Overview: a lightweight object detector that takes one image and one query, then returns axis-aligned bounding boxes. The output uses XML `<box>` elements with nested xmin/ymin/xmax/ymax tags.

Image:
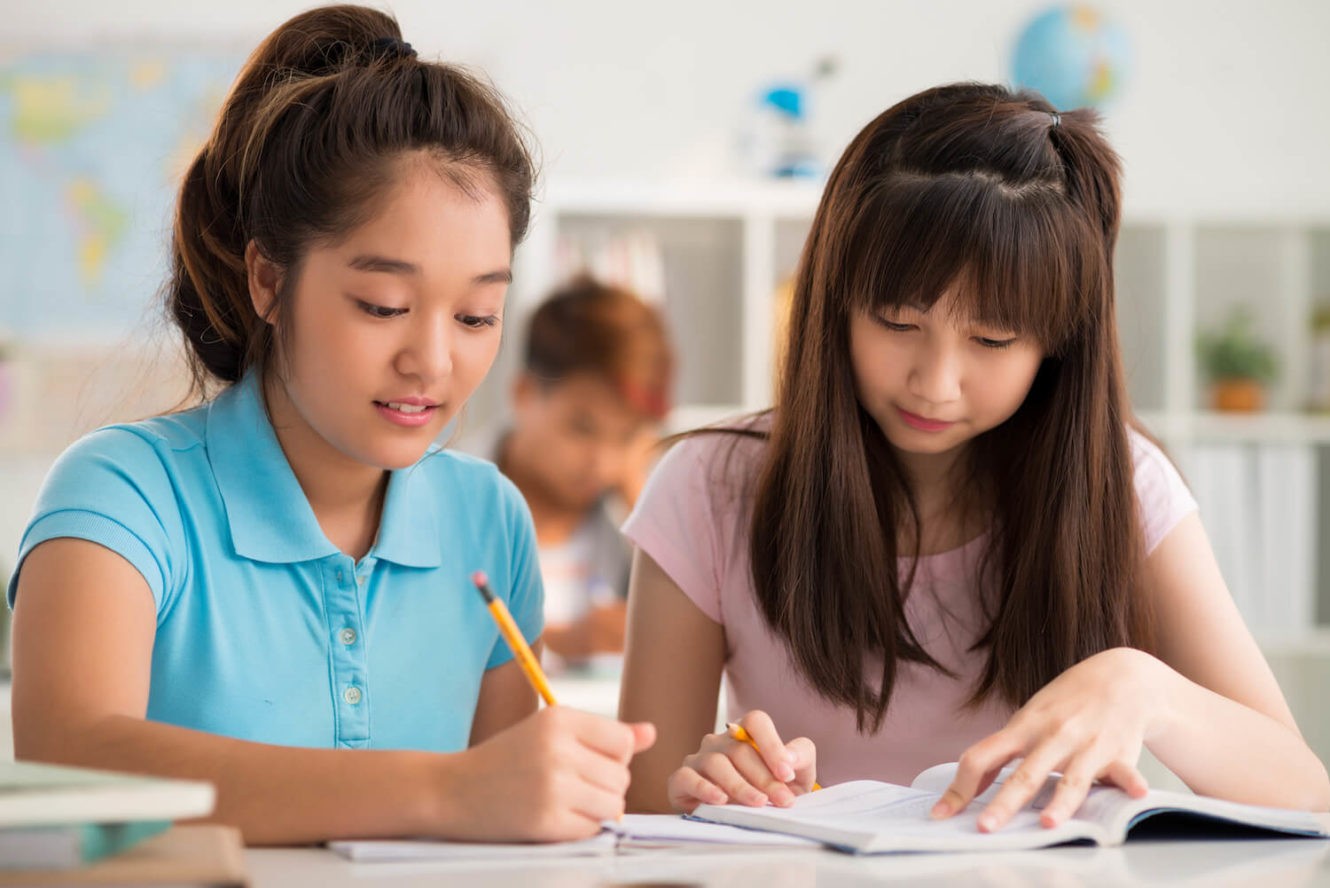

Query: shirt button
<box><xmin>357</xmin><ymin>575</ymin><xmax>366</xmax><ymax>585</ymax></box>
<box><xmin>344</xmin><ymin>686</ymin><xmax>362</xmax><ymax>705</ymax></box>
<box><xmin>339</xmin><ymin>628</ymin><xmax>357</xmax><ymax>645</ymax></box>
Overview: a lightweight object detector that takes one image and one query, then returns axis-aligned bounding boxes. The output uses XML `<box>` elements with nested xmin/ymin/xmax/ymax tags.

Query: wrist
<box><xmin>407</xmin><ymin>749</ymin><xmax>467</xmax><ymax>838</ymax></box>
<box><xmin>1123</xmin><ymin>647</ymin><xmax>1181</xmax><ymax>743</ymax></box>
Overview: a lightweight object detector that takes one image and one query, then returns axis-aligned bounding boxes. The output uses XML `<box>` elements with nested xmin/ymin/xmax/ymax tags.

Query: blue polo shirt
<box><xmin>8</xmin><ymin>371</ymin><xmax>544</xmax><ymax>751</ymax></box>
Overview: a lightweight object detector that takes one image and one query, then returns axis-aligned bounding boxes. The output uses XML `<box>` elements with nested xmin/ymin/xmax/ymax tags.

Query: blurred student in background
<box><xmin>474</xmin><ymin>276</ymin><xmax>673</xmax><ymax>670</ymax></box>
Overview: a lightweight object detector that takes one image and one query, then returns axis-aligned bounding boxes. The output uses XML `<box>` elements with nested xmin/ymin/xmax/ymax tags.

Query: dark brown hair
<box><xmin>523</xmin><ymin>275</ymin><xmax>674</xmax><ymax>420</ymax></box>
<box><xmin>168</xmin><ymin>4</ymin><xmax>535</xmax><ymax>400</ymax></box>
<box><xmin>743</xmin><ymin>82</ymin><xmax>1149</xmax><ymax>731</ymax></box>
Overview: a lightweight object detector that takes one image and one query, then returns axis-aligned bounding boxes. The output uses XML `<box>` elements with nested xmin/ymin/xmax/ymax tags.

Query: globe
<box><xmin>1011</xmin><ymin>4</ymin><xmax>1131</xmax><ymax>111</ymax></box>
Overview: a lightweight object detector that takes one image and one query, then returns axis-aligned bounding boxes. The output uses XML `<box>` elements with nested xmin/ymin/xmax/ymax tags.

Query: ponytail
<box><xmin>1048</xmin><ymin>109</ymin><xmax>1123</xmax><ymax>250</ymax></box>
<box><xmin>170</xmin><ymin>141</ymin><xmax>256</xmax><ymax>391</ymax></box>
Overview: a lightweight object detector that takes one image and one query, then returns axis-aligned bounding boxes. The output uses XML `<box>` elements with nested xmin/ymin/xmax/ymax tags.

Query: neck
<box><xmin>894</xmin><ymin>444</ymin><xmax>981</xmax><ymax>555</ymax></box>
<box><xmin>263</xmin><ymin>373</ymin><xmax>389</xmax><ymax>559</ymax></box>
<box><xmin>498</xmin><ymin>428</ymin><xmax>588</xmax><ymax>546</ymax></box>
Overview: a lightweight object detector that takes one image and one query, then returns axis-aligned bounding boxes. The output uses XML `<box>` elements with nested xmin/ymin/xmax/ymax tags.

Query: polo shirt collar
<box><xmin>206</xmin><ymin>372</ymin><xmax>440</xmax><ymax>568</ymax></box>
<box><xmin>372</xmin><ymin>453</ymin><xmax>442</xmax><ymax>568</ymax></box>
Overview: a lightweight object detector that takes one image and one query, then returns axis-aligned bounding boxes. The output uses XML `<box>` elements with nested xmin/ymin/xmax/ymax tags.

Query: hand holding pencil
<box><xmin>727</xmin><ymin>722</ymin><xmax>822</xmax><ymax>791</ymax></box>
<box><xmin>667</xmin><ymin>710</ymin><xmax>819</xmax><ymax>813</ymax></box>
<box><xmin>461</xmin><ymin>570</ymin><xmax>656</xmax><ymax>842</ymax></box>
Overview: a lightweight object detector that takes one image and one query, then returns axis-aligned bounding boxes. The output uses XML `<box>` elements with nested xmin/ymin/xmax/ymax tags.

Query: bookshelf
<box><xmin>2</xmin><ymin>178</ymin><xmax>1328</xmax><ymax>643</ymax></box>
<box><xmin>494</xmin><ymin>179</ymin><xmax>1330</xmax><ymax>644</ymax></box>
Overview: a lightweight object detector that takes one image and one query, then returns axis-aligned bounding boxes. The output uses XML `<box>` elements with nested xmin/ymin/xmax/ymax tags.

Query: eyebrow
<box><xmin>346</xmin><ymin>254</ymin><xmax>512</xmax><ymax>285</ymax></box>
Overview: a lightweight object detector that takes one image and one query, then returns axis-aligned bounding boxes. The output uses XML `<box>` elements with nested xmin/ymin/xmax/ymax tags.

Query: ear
<box><xmin>244</xmin><ymin>240</ymin><xmax>281</xmax><ymax>324</ymax></box>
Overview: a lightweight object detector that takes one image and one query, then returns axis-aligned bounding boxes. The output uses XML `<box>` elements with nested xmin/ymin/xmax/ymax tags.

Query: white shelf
<box><xmin>1138</xmin><ymin>410</ymin><xmax>1330</xmax><ymax>445</ymax></box>
<box><xmin>544</xmin><ymin>180</ymin><xmax>1330</xmax><ymax>227</ymax></box>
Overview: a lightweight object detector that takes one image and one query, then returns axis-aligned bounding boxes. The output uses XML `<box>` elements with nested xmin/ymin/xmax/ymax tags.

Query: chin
<box><xmin>555</xmin><ymin>487</ymin><xmax>603</xmax><ymax>513</ymax></box>
<box><xmin>361</xmin><ymin>440</ymin><xmax>436</xmax><ymax>471</ymax></box>
<box><xmin>884</xmin><ymin>428</ymin><xmax>969</xmax><ymax>455</ymax></box>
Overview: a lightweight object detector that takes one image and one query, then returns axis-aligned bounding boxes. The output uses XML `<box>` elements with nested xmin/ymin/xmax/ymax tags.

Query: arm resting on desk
<box><xmin>11</xmin><ymin>538</ymin><xmax>650</xmax><ymax>845</ymax></box>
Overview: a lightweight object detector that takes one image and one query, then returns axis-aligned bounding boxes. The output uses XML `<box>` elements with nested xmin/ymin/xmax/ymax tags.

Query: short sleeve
<box><xmin>486</xmin><ymin>474</ymin><xmax>546</xmax><ymax>669</ymax></box>
<box><xmin>621</xmin><ymin>435</ymin><xmax>729</xmax><ymax>624</ymax></box>
<box><xmin>9</xmin><ymin>427</ymin><xmax>182</xmax><ymax>613</ymax></box>
<box><xmin>1130</xmin><ymin>429</ymin><xmax>1199</xmax><ymax>555</ymax></box>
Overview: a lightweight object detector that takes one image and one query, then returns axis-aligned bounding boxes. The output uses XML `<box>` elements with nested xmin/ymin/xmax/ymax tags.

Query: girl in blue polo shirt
<box><xmin>8</xmin><ymin>4</ymin><xmax>654</xmax><ymax>845</ymax></box>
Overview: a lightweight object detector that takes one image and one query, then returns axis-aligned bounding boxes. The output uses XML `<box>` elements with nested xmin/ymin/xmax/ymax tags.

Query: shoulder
<box><xmin>416</xmin><ymin>446</ymin><xmax>528</xmax><ymax>517</ymax></box>
<box><xmin>656</xmin><ymin>414</ymin><xmax>771</xmax><ymax>490</ymax></box>
<box><xmin>626</xmin><ymin>413</ymin><xmax>770</xmax><ymax>539</ymax></box>
<box><xmin>1126</xmin><ymin>426</ymin><xmax>1184</xmax><ymax>491</ymax></box>
<box><xmin>44</xmin><ymin>408</ymin><xmax>208</xmax><ymax>491</ymax></box>
<box><xmin>1126</xmin><ymin>426</ymin><xmax>1198</xmax><ymax>554</ymax></box>
<box><xmin>18</xmin><ymin>410</ymin><xmax>209</xmax><ymax>609</ymax></box>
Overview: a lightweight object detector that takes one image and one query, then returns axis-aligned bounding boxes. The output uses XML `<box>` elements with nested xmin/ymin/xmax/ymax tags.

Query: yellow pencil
<box><xmin>472</xmin><ymin>570</ymin><xmax>557</xmax><ymax>707</ymax></box>
<box><xmin>727</xmin><ymin>722</ymin><xmax>821</xmax><ymax>791</ymax></box>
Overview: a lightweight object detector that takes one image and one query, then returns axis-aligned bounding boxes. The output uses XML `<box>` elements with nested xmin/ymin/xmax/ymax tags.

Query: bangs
<box><xmin>841</xmin><ymin>171</ymin><xmax>1101</xmax><ymax>350</ymax></box>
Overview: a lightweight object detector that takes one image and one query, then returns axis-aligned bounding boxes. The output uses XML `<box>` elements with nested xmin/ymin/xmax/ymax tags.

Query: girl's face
<box><xmin>510</xmin><ymin>372</ymin><xmax>656</xmax><ymax>512</ymax></box>
<box><xmin>261</xmin><ymin>160</ymin><xmax>512</xmax><ymax>474</ymax></box>
<box><xmin>849</xmin><ymin>289</ymin><xmax>1044</xmax><ymax>468</ymax></box>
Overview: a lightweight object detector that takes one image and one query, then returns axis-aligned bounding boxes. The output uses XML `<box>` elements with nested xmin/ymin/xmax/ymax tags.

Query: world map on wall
<box><xmin>0</xmin><ymin>51</ymin><xmax>238</xmax><ymax>338</ymax></box>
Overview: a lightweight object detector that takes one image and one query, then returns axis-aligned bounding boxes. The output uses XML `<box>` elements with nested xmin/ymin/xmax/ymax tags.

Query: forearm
<box><xmin>20</xmin><ymin>713</ymin><xmax>453</xmax><ymax>845</ymax></box>
<box><xmin>1148</xmin><ymin>658</ymin><xmax>1330</xmax><ymax>810</ymax></box>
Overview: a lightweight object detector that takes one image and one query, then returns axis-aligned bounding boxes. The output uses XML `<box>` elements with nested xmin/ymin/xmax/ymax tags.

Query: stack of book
<box><xmin>0</xmin><ymin>760</ymin><xmax>244</xmax><ymax>885</ymax></box>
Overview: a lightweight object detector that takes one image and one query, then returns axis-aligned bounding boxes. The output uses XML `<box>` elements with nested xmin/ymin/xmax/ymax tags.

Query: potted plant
<box><xmin>1196</xmin><ymin>307</ymin><xmax>1278</xmax><ymax>412</ymax></box>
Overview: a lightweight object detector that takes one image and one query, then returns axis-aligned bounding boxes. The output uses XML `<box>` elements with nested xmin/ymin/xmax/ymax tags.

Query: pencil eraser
<box><xmin>470</xmin><ymin>570</ymin><xmax>489</xmax><ymax>588</ymax></box>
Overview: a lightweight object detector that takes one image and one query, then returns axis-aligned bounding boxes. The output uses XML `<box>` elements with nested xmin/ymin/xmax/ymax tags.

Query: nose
<box><xmin>908</xmin><ymin>340</ymin><xmax>962</xmax><ymax>406</ymax></box>
<box><xmin>395</xmin><ymin>312</ymin><xmax>452</xmax><ymax>383</ymax></box>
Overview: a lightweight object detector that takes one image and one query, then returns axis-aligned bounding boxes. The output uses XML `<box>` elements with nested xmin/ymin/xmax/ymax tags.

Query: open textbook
<box><xmin>687</xmin><ymin>762</ymin><xmax>1330</xmax><ymax>854</ymax></box>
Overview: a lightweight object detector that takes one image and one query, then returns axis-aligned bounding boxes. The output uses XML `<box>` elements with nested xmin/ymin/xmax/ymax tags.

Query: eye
<box><xmin>457</xmin><ymin>314</ymin><xmax>500</xmax><ymax>329</ymax></box>
<box><xmin>975</xmin><ymin>336</ymin><xmax>1018</xmax><ymax>350</ymax></box>
<box><xmin>355</xmin><ymin>300</ymin><xmax>406</xmax><ymax>319</ymax></box>
<box><xmin>875</xmin><ymin>316</ymin><xmax>916</xmax><ymax>332</ymax></box>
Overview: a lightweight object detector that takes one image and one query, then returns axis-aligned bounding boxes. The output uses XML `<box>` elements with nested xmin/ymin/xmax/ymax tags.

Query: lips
<box><xmin>378</xmin><ymin>400</ymin><xmax>433</xmax><ymax>414</ymax></box>
<box><xmin>896</xmin><ymin>406</ymin><xmax>956</xmax><ymax>432</ymax></box>
<box><xmin>374</xmin><ymin>398</ymin><xmax>441</xmax><ymax>428</ymax></box>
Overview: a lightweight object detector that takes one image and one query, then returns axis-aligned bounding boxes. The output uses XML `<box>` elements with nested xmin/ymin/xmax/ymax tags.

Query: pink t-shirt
<box><xmin>622</xmin><ymin>422</ymin><xmax>1197</xmax><ymax>786</ymax></box>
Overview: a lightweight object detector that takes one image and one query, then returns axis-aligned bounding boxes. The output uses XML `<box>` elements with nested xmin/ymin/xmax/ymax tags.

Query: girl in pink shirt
<box><xmin>619</xmin><ymin>83</ymin><xmax>1329</xmax><ymax>830</ymax></box>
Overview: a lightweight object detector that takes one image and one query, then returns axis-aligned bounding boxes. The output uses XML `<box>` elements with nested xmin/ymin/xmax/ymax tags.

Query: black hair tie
<box><xmin>369</xmin><ymin>37</ymin><xmax>416</xmax><ymax>61</ymax></box>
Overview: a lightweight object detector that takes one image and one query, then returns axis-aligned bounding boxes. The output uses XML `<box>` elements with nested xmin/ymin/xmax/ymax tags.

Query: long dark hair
<box><xmin>746</xmin><ymin>82</ymin><xmax>1149</xmax><ymax>732</ymax></box>
<box><xmin>168</xmin><ymin>4</ymin><xmax>535</xmax><ymax>401</ymax></box>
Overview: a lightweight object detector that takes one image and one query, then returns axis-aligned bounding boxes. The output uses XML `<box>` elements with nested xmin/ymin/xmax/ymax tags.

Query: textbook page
<box><xmin>689</xmin><ymin>779</ymin><xmax>1103</xmax><ymax>853</ymax></box>
<box><xmin>914</xmin><ymin>762</ymin><xmax>1330</xmax><ymax>845</ymax></box>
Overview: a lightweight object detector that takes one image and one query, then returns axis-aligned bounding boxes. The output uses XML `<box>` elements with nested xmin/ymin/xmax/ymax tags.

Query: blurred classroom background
<box><xmin>2</xmin><ymin>1</ymin><xmax>1330</xmax><ymax>768</ymax></box>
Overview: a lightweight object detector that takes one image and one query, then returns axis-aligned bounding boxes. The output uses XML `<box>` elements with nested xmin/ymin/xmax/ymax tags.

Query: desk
<box><xmin>245</xmin><ymin>839</ymin><xmax>1330</xmax><ymax>887</ymax></box>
